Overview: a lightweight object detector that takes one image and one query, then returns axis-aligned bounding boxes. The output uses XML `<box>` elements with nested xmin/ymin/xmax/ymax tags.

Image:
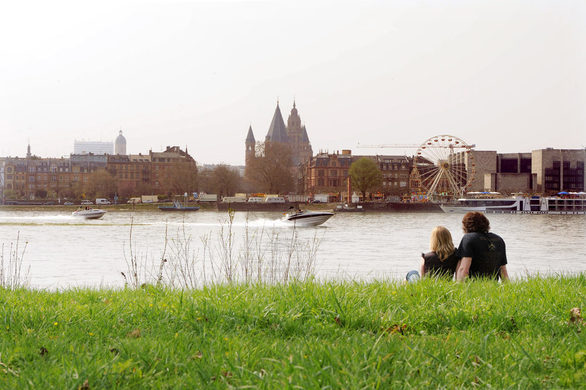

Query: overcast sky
<box><xmin>1</xmin><ymin>0</ymin><xmax>585</xmax><ymax>165</ymax></box>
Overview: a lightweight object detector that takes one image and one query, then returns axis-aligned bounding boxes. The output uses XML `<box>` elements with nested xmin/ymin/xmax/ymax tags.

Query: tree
<box><xmin>349</xmin><ymin>157</ymin><xmax>383</xmax><ymax>200</ymax></box>
<box><xmin>85</xmin><ymin>170</ymin><xmax>118</xmax><ymax>199</ymax></box>
<box><xmin>160</xmin><ymin>163</ymin><xmax>198</xmax><ymax>196</ymax></box>
<box><xmin>198</xmin><ymin>165</ymin><xmax>243</xmax><ymax>197</ymax></box>
<box><xmin>117</xmin><ymin>181</ymin><xmax>136</xmax><ymax>200</ymax></box>
<box><xmin>246</xmin><ymin>142</ymin><xmax>294</xmax><ymax>194</ymax></box>
<box><xmin>35</xmin><ymin>189</ymin><xmax>48</xmax><ymax>199</ymax></box>
<box><xmin>211</xmin><ymin>165</ymin><xmax>241</xmax><ymax>198</ymax></box>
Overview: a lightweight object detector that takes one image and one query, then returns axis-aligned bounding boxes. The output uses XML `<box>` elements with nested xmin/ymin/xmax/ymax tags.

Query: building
<box><xmin>304</xmin><ymin>150</ymin><xmax>412</xmax><ymax>201</ymax></box>
<box><xmin>0</xmin><ymin>158</ymin><xmax>5</xmax><ymax>202</ymax></box>
<box><xmin>245</xmin><ymin>101</ymin><xmax>313</xmax><ymax>168</ymax></box>
<box><xmin>1</xmin><ymin>144</ymin><xmax>196</xmax><ymax>201</ymax></box>
<box><xmin>1</xmin><ymin>144</ymin><xmax>106</xmax><ymax>200</ymax></box>
<box><xmin>115</xmin><ymin>131</ymin><xmax>127</xmax><ymax>155</ymax></box>
<box><xmin>245</xmin><ymin>101</ymin><xmax>314</xmax><ymax>193</ymax></box>
<box><xmin>532</xmin><ymin>148</ymin><xmax>585</xmax><ymax>193</ymax></box>
<box><xmin>482</xmin><ymin>148</ymin><xmax>584</xmax><ymax>194</ymax></box>
<box><xmin>73</xmin><ymin>140</ymin><xmax>114</xmax><ymax>155</ymax></box>
<box><xmin>150</xmin><ymin>146</ymin><xmax>197</xmax><ymax>194</ymax></box>
<box><xmin>106</xmin><ymin>153</ymin><xmax>151</xmax><ymax>197</ymax></box>
<box><xmin>448</xmin><ymin>150</ymin><xmax>497</xmax><ymax>193</ymax></box>
<box><xmin>375</xmin><ymin>155</ymin><xmax>412</xmax><ymax>196</ymax></box>
<box><xmin>285</xmin><ymin>102</ymin><xmax>313</xmax><ymax>166</ymax></box>
<box><xmin>304</xmin><ymin>150</ymin><xmax>353</xmax><ymax>201</ymax></box>
<box><xmin>484</xmin><ymin>153</ymin><xmax>534</xmax><ymax>194</ymax></box>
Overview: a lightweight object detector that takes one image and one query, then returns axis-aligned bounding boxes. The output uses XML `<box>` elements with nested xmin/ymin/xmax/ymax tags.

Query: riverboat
<box><xmin>72</xmin><ymin>208</ymin><xmax>107</xmax><ymax>219</ymax></box>
<box><xmin>281</xmin><ymin>209</ymin><xmax>334</xmax><ymax>226</ymax></box>
<box><xmin>440</xmin><ymin>192</ymin><xmax>586</xmax><ymax>214</ymax></box>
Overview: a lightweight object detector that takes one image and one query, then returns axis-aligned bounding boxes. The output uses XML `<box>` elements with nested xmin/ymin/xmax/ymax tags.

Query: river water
<box><xmin>0</xmin><ymin>209</ymin><xmax>584</xmax><ymax>289</ymax></box>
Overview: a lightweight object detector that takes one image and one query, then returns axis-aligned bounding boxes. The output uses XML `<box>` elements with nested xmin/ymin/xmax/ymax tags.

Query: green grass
<box><xmin>0</xmin><ymin>276</ymin><xmax>584</xmax><ymax>389</ymax></box>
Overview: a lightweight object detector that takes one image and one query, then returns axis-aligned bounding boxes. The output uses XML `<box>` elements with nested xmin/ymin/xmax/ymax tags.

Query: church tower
<box><xmin>285</xmin><ymin>101</ymin><xmax>313</xmax><ymax>166</ymax></box>
<box><xmin>245</xmin><ymin>125</ymin><xmax>256</xmax><ymax>167</ymax></box>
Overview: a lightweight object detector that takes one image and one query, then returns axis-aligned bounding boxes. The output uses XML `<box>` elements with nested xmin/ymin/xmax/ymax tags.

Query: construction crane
<box><xmin>356</xmin><ymin>142</ymin><xmax>421</xmax><ymax>149</ymax></box>
<box><xmin>356</xmin><ymin>142</ymin><xmax>476</xmax><ymax>150</ymax></box>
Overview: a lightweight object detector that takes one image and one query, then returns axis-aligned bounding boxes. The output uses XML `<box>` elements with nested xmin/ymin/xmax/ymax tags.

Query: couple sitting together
<box><xmin>420</xmin><ymin>211</ymin><xmax>509</xmax><ymax>282</ymax></box>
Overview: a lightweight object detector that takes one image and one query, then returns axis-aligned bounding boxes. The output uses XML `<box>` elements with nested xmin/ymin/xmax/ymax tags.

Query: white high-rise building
<box><xmin>73</xmin><ymin>140</ymin><xmax>113</xmax><ymax>155</ymax></box>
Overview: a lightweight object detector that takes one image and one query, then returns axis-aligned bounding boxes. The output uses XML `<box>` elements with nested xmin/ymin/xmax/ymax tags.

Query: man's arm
<box><xmin>499</xmin><ymin>265</ymin><xmax>509</xmax><ymax>282</ymax></box>
<box><xmin>456</xmin><ymin>257</ymin><xmax>472</xmax><ymax>282</ymax></box>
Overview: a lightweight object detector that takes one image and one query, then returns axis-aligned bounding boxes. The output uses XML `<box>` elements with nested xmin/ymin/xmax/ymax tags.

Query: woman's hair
<box><xmin>430</xmin><ymin>226</ymin><xmax>455</xmax><ymax>261</ymax></box>
<box><xmin>462</xmin><ymin>212</ymin><xmax>490</xmax><ymax>233</ymax></box>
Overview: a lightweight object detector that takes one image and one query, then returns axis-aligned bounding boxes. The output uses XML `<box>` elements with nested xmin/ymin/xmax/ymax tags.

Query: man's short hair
<box><xmin>462</xmin><ymin>212</ymin><xmax>490</xmax><ymax>233</ymax></box>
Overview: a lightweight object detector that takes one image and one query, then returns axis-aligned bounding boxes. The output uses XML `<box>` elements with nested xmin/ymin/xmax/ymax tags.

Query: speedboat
<box><xmin>281</xmin><ymin>209</ymin><xmax>334</xmax><ymax>227</ymax></box>
<box><xmin>72</xmin><ymin>208</ymin><xmax>107</xmax><ymax>220</ymax></box>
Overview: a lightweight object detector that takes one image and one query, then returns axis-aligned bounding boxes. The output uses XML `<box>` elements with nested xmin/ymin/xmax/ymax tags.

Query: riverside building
<box><xmin>1</xmin><ymin>144</ymin><xmax>196</xmax><ymax>202</ymax></box>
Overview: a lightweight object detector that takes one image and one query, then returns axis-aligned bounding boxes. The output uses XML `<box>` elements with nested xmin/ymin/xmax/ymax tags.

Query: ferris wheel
<box><xmin>414</xmin><ymin>135</ymin><xmax>475</xmax><ymax>200</ymax></box>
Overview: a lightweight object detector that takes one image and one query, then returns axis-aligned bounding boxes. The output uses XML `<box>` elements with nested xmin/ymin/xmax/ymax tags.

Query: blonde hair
<box><xmin>430</xmin><ymin>226</ymin><xmax>455</xmax><ymax>261</ymax></box>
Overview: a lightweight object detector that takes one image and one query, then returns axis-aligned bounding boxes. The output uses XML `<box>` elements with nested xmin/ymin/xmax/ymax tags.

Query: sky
<box><xmin>1</xmin><ymin>0</ymin><xmax>585</xmax><ymax>165</ymax></box>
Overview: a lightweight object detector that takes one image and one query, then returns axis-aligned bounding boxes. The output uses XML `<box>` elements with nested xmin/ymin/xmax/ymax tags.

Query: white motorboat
<box><xmin>72</xmin><ymin>208</ymin><xmax>107</xmax><ymax>220</ymax></box>
<box><xmin>281</xmin><ymin>209</ymin><xmax>334</xmax><ymax>226</ymax></box>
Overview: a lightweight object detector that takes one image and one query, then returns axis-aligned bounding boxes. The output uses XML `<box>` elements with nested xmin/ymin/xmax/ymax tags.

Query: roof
<box><xmin>265</xmin><ymin>103</ymin><xmax>289</xmax><ymax>143</ymax></box>
<box><xmin>301</xmin><ymin>126</ymin><xmax>310</xmax><ymax>143</ymax></box>
<box><xmin>115</xmin><ymin>130</ymin><xmax>126</xmax><ymax>143</ymax></box>
<box><xmin>246</xmin><ymin>125</ymin><xmax>255</xmax><ymax>143</ymax></box>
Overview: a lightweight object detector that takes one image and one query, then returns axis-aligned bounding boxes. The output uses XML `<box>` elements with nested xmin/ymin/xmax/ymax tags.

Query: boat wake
<box><xmin>151</xmin><ymin>217</ymin><xmax>326</xmax><ymax>229</ymax></box>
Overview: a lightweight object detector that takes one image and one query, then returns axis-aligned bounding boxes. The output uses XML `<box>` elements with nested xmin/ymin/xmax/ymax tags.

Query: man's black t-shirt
<box><xmin>456</xmin><ymin>232</ymin><xmax>507</xmax><ymax>279</ymax></box>
<box><xmin>423</xmin><ymin>251</ymin><xmax>461</xmax><ymax>278</ymax></box>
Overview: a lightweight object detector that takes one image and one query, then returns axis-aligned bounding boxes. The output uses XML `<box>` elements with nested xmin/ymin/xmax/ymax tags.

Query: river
<box><xmin>0</xmin><ymin>209</ymin><xmax>584</xmax><ymax>289</ymax></box>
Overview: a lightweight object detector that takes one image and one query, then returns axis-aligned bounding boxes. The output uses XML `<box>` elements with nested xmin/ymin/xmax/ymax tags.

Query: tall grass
<box><xmin>122</xmin><ymin>211</ymin><xmax>322</xmax><ymax>289</ymax></box>
<box><xmin>0</xmin><ymin>232</ymin><xmax>29</xmax><ymax>289</ymax></box>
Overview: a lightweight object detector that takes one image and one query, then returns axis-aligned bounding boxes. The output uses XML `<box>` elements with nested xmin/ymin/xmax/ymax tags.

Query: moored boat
<box><xmin>440</xmin><ymin>192</ymin><xmax>586</xmax><ymax>214</ymax></box>
<box><xmin>158</xmin><ymin>200</ymin><xmax>200</xmax><ymax>212</ymax></box>
<box><xmin>72</xmin><ymin>208</ymin><xmax>107</xmax><ymax>219</ymax></box>
<box><xmin>281</xmin><ymin>209</ymin><xmax>334</xmax><ymax>226</ymax></box>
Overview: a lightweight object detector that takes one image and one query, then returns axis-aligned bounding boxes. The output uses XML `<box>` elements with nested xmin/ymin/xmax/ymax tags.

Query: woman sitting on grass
<box><xmin>419</xmin><ymin>226</ymin><xmax>461</xmax><ymax>278</ymax></box>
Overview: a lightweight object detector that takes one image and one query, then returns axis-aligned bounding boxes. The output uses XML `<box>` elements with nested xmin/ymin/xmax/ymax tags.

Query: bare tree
<box><xmin>85</xmin><ymin>170</ymin><xmax>118</xmax><ymax>199</ymax></box>
<box><xmin>246</xmin><ymin>142</ymin><xmax>294</xmax><ymax>193</ymax></box>
<box><xmin>160</xmin><ymin>163</ymin><xmax>198</xmax><ymax>196</ymax></box>
<box><xmin>211</xmin><ymin>165</ymin><xmax>241</xmax><ymax>197</ymax></box>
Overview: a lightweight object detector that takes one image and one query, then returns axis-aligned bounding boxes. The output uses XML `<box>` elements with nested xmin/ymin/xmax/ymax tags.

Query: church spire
<box><xmin>265</xmin><ymin>103</ymin><xmax>288</xmax><ymax>143</ymax></box>
<box><xmin>26</xmin><ymin>142</ymin><xmax>31</xmax><ymax>159</ymax></box>
<box><xmin>246</xmin><ymin>125</ymin><xmax>255</xmax><ymax>143</ymax></box>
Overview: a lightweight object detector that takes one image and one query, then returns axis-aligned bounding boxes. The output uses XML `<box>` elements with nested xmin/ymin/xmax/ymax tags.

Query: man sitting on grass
<box><xmin>456</xmin><ymin>212</ymin><xmax>509</xmax><ymax>282</ymax></box>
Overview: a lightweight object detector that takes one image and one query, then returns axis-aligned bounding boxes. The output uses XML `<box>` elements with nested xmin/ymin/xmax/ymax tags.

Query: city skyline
<box><xmin>1</xmin><ymin>0</ymin><xmax>585</xmax><ymax>164</ymax></box>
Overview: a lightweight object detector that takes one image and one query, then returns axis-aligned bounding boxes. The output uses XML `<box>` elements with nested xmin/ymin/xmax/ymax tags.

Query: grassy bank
<box><xmin>0</xmin><ymin>276</ymin><xmax>584</xmax><ymax>388</ymax></box>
